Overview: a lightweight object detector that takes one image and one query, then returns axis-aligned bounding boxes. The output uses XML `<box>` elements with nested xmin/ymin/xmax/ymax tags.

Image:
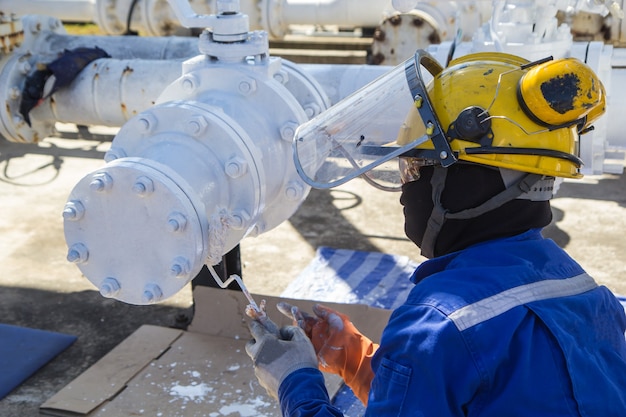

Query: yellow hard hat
<box><xmin>397</xmin><ymin>52</ymin><xmax>606</xmax><ymax>179</ymax></box>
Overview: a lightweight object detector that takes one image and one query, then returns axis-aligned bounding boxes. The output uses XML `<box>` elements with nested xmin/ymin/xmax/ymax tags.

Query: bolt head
<box><xmin>62</xmin><ymin>200</ymin><xmax>85</xmax><ymax>221</ymax></box>
<box><xmin>273</xmin><ymin>71</ymin><xmax>288</xmax><ymax>84</ymax></box>
<box><xmin>170</xmin><ymin>257</ymin><xmax>190</xmax><ymax>278</ymax></box>
<box><xmin>250</xmin><ymin>221</ymin><xmax>266</xmax><ymax>237</ymax></box>
<box><xmin>225</xmin><ymin>157</ymin><xmax>248</xmax><ymax>178</ymax></box>
<box><xmin>89</xmin><ymin>172</ymin><xmax>113</xmax><ymax>192</ymax></box>
<box><xmin>67</xmin><ymin>243</ymin><xmax>89</xmax><ymax>264</ymax></box>
<box><xmin>185</xmin><ymin>115</ymin><xmax>209</xmax><ymax>137</ymax></box>
<box><xmin>137</xmin><ymin>113</ymin><xmax>157</xmax><ymax>134</ymax></box>
<box><xmin>238</xmin><ymin>78</ymin><xmax>257</xmax><ymax>96</ymax></box>
<box><xmin>133</xmin><ymin>176</ymin><xmax>154</xmax><ymax>196</ymax></box>
<box><xmin>280</xmin><ymin>122</ymin><xmax>298</xmax><ymax>142</ymax></box>
<box><xmin>104</xmin><ymin>147</ymin><xmax>127</xmax><ymax>163</ymax></box>
<box><xmin>181</xmin><ymin>75</ymin><xmax>198</xmax><ymax>92</ymax></box>
<box><xmin>100</xmin><ymin>278</ymin><xmax>121</xmax><ymax>298</ymax></box>
<box><xmin>304</xmin><ymin>103</ymin><xmax>321</xmax><ymax>119</ymax></box>
<box><xmin>285</xmin><ymin>181</ymin><xmax>304</xmax><ymax>201</ymax></box>
<box><xmin>229</xmin><ymin>210</ymin><xmax>250</xmax><ymax>230</ymax></box>
<box><xmin>142</xmin><ymin>284</ymin><xmax>163</xmax><ymax>304</ymax></box>
<box><xmin>90</xmin><ymin>178</ymin><xmax>105</xmax><ymax>192</ymax></box>
<box><xmin>167</xmin><ymin>212</ymin><xmax>188</xmax><ymax>232</ymax></box>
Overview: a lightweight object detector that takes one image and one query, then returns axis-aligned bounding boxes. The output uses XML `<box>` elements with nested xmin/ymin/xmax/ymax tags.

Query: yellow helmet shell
<box><xmin>400</xmin><ymin>52</ymin><xmax>606</xmax><ymax>179</ymax></box>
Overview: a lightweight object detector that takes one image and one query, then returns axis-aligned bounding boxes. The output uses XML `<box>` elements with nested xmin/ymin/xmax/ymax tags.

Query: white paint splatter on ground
<box><xmin>218</xmin><ymin>396</ymin><xmax>272</xmax><ymax>416</ymax></box>
<box><xmin>161</xmin><ymin>363</ymin><xmax>277</xmax><ymax>416</ymax></box>
<box><xmin>169</xmin><ymin>382</ymin><xmax>213</xmax><ymax>403</ymax></box>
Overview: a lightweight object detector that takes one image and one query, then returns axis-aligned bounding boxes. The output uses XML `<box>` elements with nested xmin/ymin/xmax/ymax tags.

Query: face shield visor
<box><xmin>293</xmin><ymin>50</ymin><xmax>457</xmax><ymax>192</ymax></box>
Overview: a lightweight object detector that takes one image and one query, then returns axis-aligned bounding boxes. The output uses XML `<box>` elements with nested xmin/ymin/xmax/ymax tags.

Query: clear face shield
<box><xmin>293</xmin><ymin>50</ymin><xmax>457</xmax><ymax>192</ymax></box>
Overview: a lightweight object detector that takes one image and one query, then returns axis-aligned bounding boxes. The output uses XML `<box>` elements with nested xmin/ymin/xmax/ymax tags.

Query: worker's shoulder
<box><xmin>405</xmin><ymin>239</ymin><xmax>582</xmax><ymax>317</ymax></box>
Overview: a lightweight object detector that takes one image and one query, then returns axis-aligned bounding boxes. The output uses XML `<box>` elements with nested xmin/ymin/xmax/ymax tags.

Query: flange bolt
<box><xmin>100</xmin><ymin>278</ymin><xmax>121</xmax><ymax>298</ymax></box>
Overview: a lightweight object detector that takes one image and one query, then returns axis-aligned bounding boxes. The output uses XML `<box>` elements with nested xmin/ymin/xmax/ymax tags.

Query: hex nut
<box><xmin>185</xmin><ymin>115</ymin><xmax>209</xmax><ymax>137</ymax></box>
<box><xmin>104</xmin><ymin>147</ymin><xmax>127</xmax><ymax>163</ymax></box>
<box><xmin>66</xmin><ymin>243</ymin><xmax>89</xmax><ymax>264</ymax></box>
<box><xmin>225</xmin><ymin>157</ymin><xmax>248</xmax><ymax>178</ymax></box>
<box><xmin>63</xmin><ymin>200</ymin><xmax>85</xmax><ymax>221</ymax></box>
<box><xmin>170</xmin><ymin>257</ymin><xmax>191</xmax><ymax>278</ymax></box>
<box><xmin>142</xmin><ymin>283</ymin><xmax>163</xmax><ymax>304</ymax></box>
<box><xmin>100</xmin><ymin>277</ymin><xmax>121</xmax><ymax>298</ymax></box>
<box><xmin>167</xmin><ymin>212</ymin><xmax>188</xmax><ymax>232</ymax></box>
<box><xmin>90</xmin><ymin>172</ymin><xmax>113</xmax><ymax>192</ymax></box>
<box><xmin>133</xmin><ymin>176</ymin><xmax>154</xmax><ymax>196</ymax></box>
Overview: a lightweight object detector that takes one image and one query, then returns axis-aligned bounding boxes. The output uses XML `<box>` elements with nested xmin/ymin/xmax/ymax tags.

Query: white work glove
<box><xmin>246</xmin><ymin>320</ymin><xmax>318</xmax><ymax>399</ymax></box>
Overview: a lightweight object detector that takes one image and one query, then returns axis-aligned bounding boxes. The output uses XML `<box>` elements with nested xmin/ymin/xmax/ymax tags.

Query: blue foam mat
<box><xmin>0</xmin><ymin>323</ymin><xmax>76</xmax><ymax>400</ymax></box>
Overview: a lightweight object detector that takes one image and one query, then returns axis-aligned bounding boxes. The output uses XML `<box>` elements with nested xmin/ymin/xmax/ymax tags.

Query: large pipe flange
<box><xmin>63</xmin><ymin>158</ymin><xmax>208</xmax><ymax>305</ymax></box>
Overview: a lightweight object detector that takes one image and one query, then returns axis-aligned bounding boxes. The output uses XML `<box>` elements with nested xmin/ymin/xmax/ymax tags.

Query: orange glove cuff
<box><xmin>342</xmin><ymin>339</ymin><xmax>378</xmax><ymax>405</ymax></box>
<box><xmin>314</xmin><ymin>319</ymin><xmax>378</xmax><ymax>405</ymax></box>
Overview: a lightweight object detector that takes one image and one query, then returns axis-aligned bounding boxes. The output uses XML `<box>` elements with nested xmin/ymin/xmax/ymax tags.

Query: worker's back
<box><xmin>368</xmin><ymin>229</ymin><xmax>626</xmax><ymax>416</ymax></box>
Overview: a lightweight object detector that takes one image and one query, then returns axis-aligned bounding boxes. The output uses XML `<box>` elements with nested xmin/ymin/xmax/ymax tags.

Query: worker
<box><xmin>245</xmin><ymin>50</ymin><xmax>626</xmax><ymax>416</ymax></box>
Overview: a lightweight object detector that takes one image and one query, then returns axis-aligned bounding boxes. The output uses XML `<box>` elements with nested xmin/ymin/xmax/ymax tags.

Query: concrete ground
<box><xmin>0</xmin><ymin>131</ymin><xmax>625</xmax><ymax>417</ymax></box>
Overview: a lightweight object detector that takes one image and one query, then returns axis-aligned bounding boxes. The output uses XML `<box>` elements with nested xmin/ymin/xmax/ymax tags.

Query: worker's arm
<box><xmin>279</xmin><ymin>368</ymin><xmax>344</xmax><ymax>417</ymax></box>
<box><xmin>279</xmin><ymin>302</ymin><xmax>379</xmax><ymax>405</ymax></box>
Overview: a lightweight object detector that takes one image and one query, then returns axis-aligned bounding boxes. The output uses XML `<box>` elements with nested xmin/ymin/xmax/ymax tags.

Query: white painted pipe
<box><xmin>30</xmin><ymin>59</ymin><xmax>388</xmax><ymax>128</ymax></box>
<box><xmin>278</xmin><ymin>0</ymin><xmax>390</xmax><ymax>27</ymax></box>
<box><xmin>606</xmin><ymin>47</ymin><xmax>626</xmax><ymax>154</ymax></box>
<box><xmin>31</xmin><ymin>59</ymin><xmax>183</xmax><ymax>127</ymax></box>
<box><xmin>31</xmin><ymin>32</ymin><xmax>201</xmax><ymax>60</ymax></box>
<box><xmin>0</xmin><ymin>0</ymin><xmax>96</xmax><ymax>22</ymax></box>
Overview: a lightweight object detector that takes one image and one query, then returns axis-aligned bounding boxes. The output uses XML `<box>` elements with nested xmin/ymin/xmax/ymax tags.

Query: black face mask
<box><xmin>400</xmin><ymin>166</ymin><xmax>435</xmax><ymax>249</ymax></box>
<box><xmin>400</xmin><ymin>164</ymin><xmax>553</xmax><ymax>258</ymax></box>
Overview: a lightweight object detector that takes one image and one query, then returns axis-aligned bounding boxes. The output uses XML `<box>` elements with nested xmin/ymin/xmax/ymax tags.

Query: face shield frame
<box><xmin>292</xmin><ymin>49</ymin><xmax>458</xmax><ymax>191</ymax></box>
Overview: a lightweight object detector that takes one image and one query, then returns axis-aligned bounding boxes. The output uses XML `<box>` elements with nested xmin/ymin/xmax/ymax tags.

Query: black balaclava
<box><xmin>400</xmin><ymin>163</ymin><xmax>553</xmax><ymax>258</ymax></box>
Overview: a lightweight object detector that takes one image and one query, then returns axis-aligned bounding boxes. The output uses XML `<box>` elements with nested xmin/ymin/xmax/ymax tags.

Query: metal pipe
<box><xmin>29</xmin><ymin>32</ymin><xmax>201</xmax><ymax>60</ymax></box>
<box><xmin>0</xmin><ymin>0</ymin><xmax>96</xmax><ymax>23</ymax></box>
<box><xmin>29</xmin><ymin>58</ymin><xmax>388</xmax><ymax>130</ymax></box>
<box><xmin>279</xmin><ymin>0</ymin><xmax>387</xmax><ymax>27</ymax></box>
<box><xmin>31</xmin><ymin>59</ymin><xmax>182</xmax><ymax>127</ymax></box>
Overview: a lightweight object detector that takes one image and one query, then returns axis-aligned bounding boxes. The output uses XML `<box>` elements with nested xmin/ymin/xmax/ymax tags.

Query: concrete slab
<box><xmin>0</xmin><ymin>133</ymin><xmax>625</xmax><ymax>416</ymax></box>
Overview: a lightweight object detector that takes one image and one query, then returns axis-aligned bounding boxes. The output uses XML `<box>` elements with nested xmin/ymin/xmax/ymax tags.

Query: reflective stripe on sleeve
<box><xmin>448</xmin><ymin>273</ymin><xmax>598</xmax><ymax>331</ymax></box>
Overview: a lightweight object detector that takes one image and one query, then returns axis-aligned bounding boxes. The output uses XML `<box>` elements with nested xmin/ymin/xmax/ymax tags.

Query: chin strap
<box><xmin>420</xmin><ymin>166</ymin><xmax>545</xmax><ymax>258</ymax></box>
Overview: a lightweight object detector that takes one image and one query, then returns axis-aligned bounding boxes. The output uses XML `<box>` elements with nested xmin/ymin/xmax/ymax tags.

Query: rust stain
<box><xmin>389</xmin><ymin>15</ymin><xmax>402</xmax><ymax>26</ymax></box>
<box><xmin>428</xmin><ymin>31</ymin><xmax>441</xmax><ymax>44</ymax></box>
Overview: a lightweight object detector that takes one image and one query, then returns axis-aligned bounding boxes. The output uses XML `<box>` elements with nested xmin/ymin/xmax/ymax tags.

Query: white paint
<box><xmin>185</xmin><ymin>370</ymin><xmax>201</xmax><ymax>378</ymax></box>
<box><xmin>169</xmin><ymin>382</ymin><xmax>213</xmax><ymax>403</ymax></box>
<box><xmin>218</xmin><ymin>396</ymin><xmax>272</xmax><ymax>417</ymax></box>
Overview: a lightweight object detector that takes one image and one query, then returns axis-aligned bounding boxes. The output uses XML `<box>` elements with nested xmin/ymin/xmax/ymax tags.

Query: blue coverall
<box><xmin>278</xmin><ymin>229</ymin><xmax>626</xmax><ymax>416</ymax></box>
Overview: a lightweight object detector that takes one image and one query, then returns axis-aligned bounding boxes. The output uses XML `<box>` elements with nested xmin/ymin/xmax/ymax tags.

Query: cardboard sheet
<box><xmin>41</xmin><ymin>287</ymin><xmax>391</xmax><ymax>417</ymax></box>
